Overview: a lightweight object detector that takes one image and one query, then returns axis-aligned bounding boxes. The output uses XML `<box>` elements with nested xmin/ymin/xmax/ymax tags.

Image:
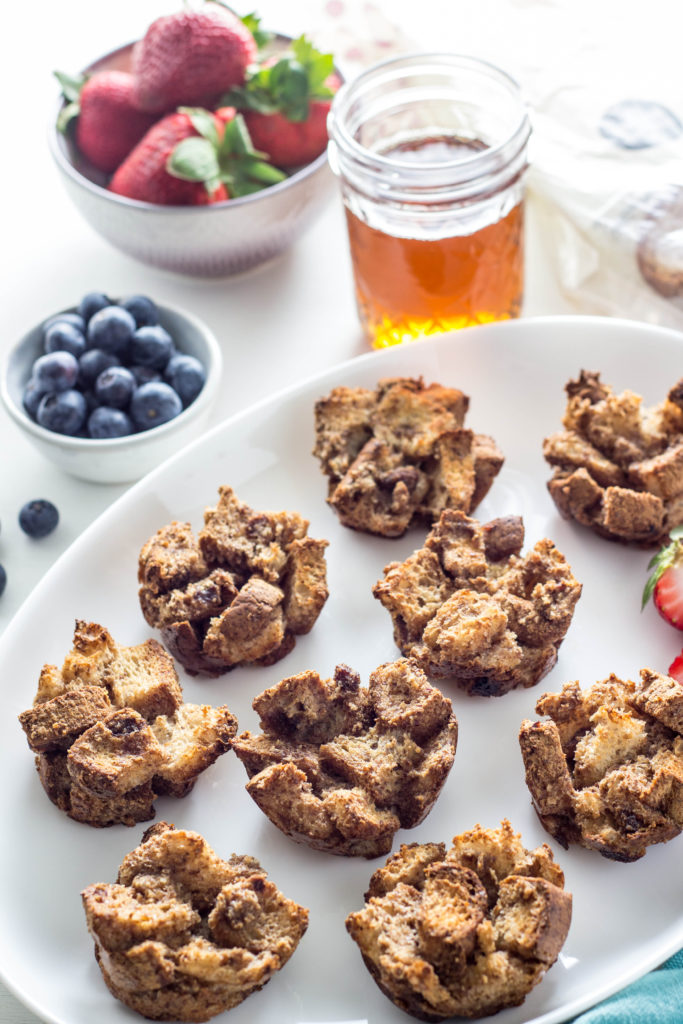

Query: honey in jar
<box><xmin>328</xmin><ymin>55</ymin><xmax>531</xmax><ymax>348</ymax></box>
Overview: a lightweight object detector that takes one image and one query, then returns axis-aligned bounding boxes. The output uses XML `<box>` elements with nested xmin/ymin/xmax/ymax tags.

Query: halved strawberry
<box><xmin>668</xmin><ymin>651</ymin><xmax>683</xmax><ymax>684</ymax></box>
<box><xmin>642</xmin><ymin>525</ymin><xmax>683</xmax><ymax>629</ymax></box>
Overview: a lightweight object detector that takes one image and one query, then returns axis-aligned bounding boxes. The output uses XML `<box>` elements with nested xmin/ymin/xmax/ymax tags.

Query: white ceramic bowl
<box><xmin>48</xmin><ymin>40</ymin><xmax>336</xmax><ymax>278</ymax></box>
<box><xmin>1</xmin><ymin>301</ymin><xmax>222</xmax><ymax>484</ymax></box>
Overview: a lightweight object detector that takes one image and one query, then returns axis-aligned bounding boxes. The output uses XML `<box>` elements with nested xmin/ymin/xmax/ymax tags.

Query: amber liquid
<box><xmin>345</xmin><ymin>136</ymin><xmax>524</xmax><ymax>348</ymax></box>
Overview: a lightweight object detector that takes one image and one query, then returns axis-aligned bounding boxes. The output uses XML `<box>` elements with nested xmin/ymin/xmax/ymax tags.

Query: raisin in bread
<box><xmin>138</xmin><ymin>486</ymin><xmax>329</xmax><ymax>676</ymax></box>
<box><xmin>18</xmin><ymin>621</ymin><xmax>236</xmax><ymax>826</ymax></box>
<box><xmin>231</xmin><ymin>659</ymin><xmax>457</xmax><ymax>857</ymax></box>
<box><xmin>373</xmin><ymin>510</ymin><xmax>582</xmax><ymax>696</ymax></box>
<box><xmin>313</xmin><ymin>376</ymin><xmax>503</xmax><ymax>537</ymax></box>
<box><xmin>82</xmin><ymin>821</ymin><xmax>308</xmax><ymax>1022</ymax></box>
<box><xmin>346</xmin><ymin>820</ymin><xmax>572</xmax><ymax>1020</ymax></box>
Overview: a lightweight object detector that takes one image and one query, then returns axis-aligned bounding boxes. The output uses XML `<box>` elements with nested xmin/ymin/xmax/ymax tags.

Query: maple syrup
<box><xmin>328</xmin><ymin>54</ymin><xmax>531</xmax><ymax>348</ymax></box>
<box><xmin>346</xmin><ymin>135</ymin><xmax>524</xmax><ymax>347</ymax></box>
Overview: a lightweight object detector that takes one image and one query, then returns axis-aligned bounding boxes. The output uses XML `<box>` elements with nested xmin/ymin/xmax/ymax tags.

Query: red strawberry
<box><xmin>225</xmin><ymin>35</ymin><xmax>340</xmax><ymax>168</ymax></box>
<box><xmin>55</xmin><ymin>70</ymin><xmax>157</xmax><ymax>173</ymax></box>
<box><xmin>642</xmin><ymin>526</ymin><xmax>683</xmax><ymax>629</ymax></box>
<box><xmin>132</xmin><ymin>5</ymin><xmax>257</xmax><ymax>114</ymax></box>
<box><xmin>668</xmin><ymin>651</ymin><xmax>683</xmax><ymax>683</ymax></box>
<box><xmin>110</xmin><ymin>110</ymin><xmax>228</xmax><ymax>205</ymax></box>
<box><xmin>109</xmin><ymin>108</ymin><xmax>286</xmax><ymax>206</ymax></box>
<box><xmin>244</xmin><ymin>100</ymin><xmax>333</xmax><ymax>168</ymax></box>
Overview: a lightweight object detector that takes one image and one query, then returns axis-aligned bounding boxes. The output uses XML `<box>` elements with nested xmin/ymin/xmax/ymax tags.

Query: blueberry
<box><xmin>33</xmin><ymin>351</ymin><xmax>79</xmax><ymax>393</ymax></box>
<box><xmin>164</xmin><ymin>354</ymin><xmax>206</xmax><ymax>406</ymax></box>
<box><xmin>19</xmin><ymin>499</ymin><xmax>59</xmax><ymax>538</ymax></box>
<box><xmin>44</xmin><ymin>321</ymin><xmax>87</xmax><ymax>358</ymax></box>
<box><xmin>130</xmin><ymin>364</ymin><xmax>162</xmax><ymax>386</ymax></box>
<box><xmin>81</xmin><ymin>389</ymin><xmax>100</xmax><ymax>414</ymax></box>
<box><xmin>87</xmin><ymin>306</ymin><xmax>136</xmax><ymax>356</ymax></box>
<box><xmin>36</xmin><ymin>389</ymin><xmax>87</xmax><ymax>435</ymax></box>
<box><xmin>78</xmin><ymin>348</ymin><xmax>120</xmax><ymax>387</ymax></box>
<box><xmin>94</xmin><ymin>366</ymin><xmax>136</xmax><ymax>409</ymax></box>
<box><xmin>130</xmin><ymin>381</ymin><xmax>182</xmax><ymax>430</ymax></box>
<box><xmin>120</xmin><ymin>294</ymin><xmax>158</xmax><ymax>327</ymax></box>
<box><xmin>0</xmin><ymin>563</ymin><xmax>5</xmax><ymax>597</ymax></box>
<box><xmin>42</xmin><ymin>311</ymin><xmax>86</xmax><ymax>336</ymax></box>
<box><xmin>78</xmin><ymin>291</ymin><xmax>111</xmax><ymax>323</ymax></box>
<box><xmin>88</xmin><ymin>406</ymin><xmax>134</xmax><ymax>438</ymax></box>
<box><xmin>130</xmin><ymin>325</ymin><xmax>174</xmax><ymax>370</ymax></box>
<box><xmin>23</xmin><ymin>377</ymin><xmax>49</xmax><ymax>419</ymax></box>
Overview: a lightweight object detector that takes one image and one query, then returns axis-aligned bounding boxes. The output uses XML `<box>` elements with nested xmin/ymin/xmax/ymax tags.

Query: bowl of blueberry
<box><xmin>1</xmin><ymin>290</ymin><xmax>221</xmax><ymax>484</ymax></box>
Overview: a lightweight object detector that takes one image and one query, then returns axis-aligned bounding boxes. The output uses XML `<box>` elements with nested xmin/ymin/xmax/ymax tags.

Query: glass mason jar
<box><xmin>327</xmin><ymin>53</ymin><xmax>532</xmax><ymax>348</ymax></box>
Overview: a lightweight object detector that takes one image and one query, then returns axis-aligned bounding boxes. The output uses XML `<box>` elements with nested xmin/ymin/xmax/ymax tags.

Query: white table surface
<box><xmin>0</xmin><ymin>1</ymin><xmax>667</xmax><ymax>1021</ymax></box>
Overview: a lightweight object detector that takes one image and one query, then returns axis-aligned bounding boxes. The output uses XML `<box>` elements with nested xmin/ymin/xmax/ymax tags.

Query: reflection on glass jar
<box><xmin>328</xmin><ymin>54</ymin><xmax>532</xmax><ymax>348</ymax></box>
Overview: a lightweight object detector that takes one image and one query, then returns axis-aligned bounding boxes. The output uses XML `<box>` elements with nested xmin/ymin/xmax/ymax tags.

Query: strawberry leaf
<box><xmin>642</xmin><ymin>534</ymin><xmax>683</xmax><ymax>609</ymax></box>
<box><xmin>57</xmin><ymin>100</ymin><xmax>81</xmax><ymax>134</ymax></box>
<box><xmin>222</xmin><ymin>70</ymin><xmax>278</xmax><ymax>115</ymax></box>
<box><xmin>220</xmin><ymin>114</ymin><xmax>255</xmax><ymax>157</ymax></box>
<box><xmin>54</xmin><ymin>70</ymin><xmax>85</xmax><ymax>103</ymax></box>
<box><xmin>54</xmin><ymin>70</ymin><xmax>86</xmax><ymax>133</ymax></box>
<box><xmin>179</xmin><ymin>107</ymin><xmax>221</xmax><ymax>148</ymax></box>
<box><xmin>221</xmin><ymin>34</ymin><xmax>335</xmax><ymax>121</ymax></box>
<box><xmin>230</xmin><ymin>180</ymin><xmax>274</xmax><ymax>196</ymax></box>
<box><xmin>167</xmin><ymin>137</ymin><xmax>221</xmax><ymax>194</ymax></box>
<box><xmin>216</xmin><ymin>113</ymin><xmax>287</xmax><ymax>195</ymax></box>
<box><xmin>291</xmin><ymin>35</ymin><xmax>334</xmax><ymax>95</ymax></box>
<box><xmin>269</xmin><ymin>59</ymin><xmax>310</xmax><ymax>121</ymax></box>
<box><xmin>238</xmin><ymin>157</ymin><xmax>288</xmax><ymax>184</ymax></box>
<box><xmin>241</xmin><ymin>12</ymin><xmax>271</xmax><ymax>48</ymax></box>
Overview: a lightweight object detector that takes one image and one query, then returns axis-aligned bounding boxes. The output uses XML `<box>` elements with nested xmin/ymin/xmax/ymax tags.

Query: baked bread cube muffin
<box><xmin>313</xmin><ymin>376</ymin><xmax>504</xmax><ymax>537</ymax></box>
<box><xmin>346</xmin><ymin>820</ymin><xmax>572</xmax><ymax>1020</ymax></box>
<box><xmin>231</xmin><ymin>659</ymin><xmax>458</xmax><ymax>858</ymax></box>
<box><xmin>373</xmin><ymin>510</ymin><xmax>582</xmax><ymax>696</ymax></box>
<box><xmin>18</xmin><ymin>621</ymin><xmax>237</xmax><ymax>826</ymax></box>
<box><xmin>519</xmin><ymin>669</ymin><xmax>683</xmax><ymax>861</ymax></box>
<box><xmin>543</xmin><ymin>370</ymin><xmax>683</xmax><ymax>545</ymax></box>
<box><xmin>138</xmin><ymin>485</ymin><xmax>329</xmax><ymax>676</ymax></box>
<box><xmin>82</xmin><ymin>821</ymin><xmax>308</xmax><ymax>1022</ymax></box>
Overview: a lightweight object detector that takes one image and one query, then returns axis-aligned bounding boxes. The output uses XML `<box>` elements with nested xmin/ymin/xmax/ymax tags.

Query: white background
<box><xmin>0</xmin><ymin>1</ymin><xmax>678</xmax><ymax>1022</ymax></box>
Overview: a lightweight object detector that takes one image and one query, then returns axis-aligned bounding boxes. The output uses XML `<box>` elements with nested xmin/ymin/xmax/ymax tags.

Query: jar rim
<box><xmin>328</xmin><ymin>51</ymin><xmax>532</xmax><ymax>195</ymax></box>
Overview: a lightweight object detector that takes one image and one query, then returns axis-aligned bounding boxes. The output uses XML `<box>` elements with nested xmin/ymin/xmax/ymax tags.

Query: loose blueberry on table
<box><xmin>18</xmin><ymin>500</ymin><xmax>59</xmax><ymax>538</ymax></box>
<box><xmin>22</xmin><ymin>292</ymin><xmax>206</xmax><ymax>439</ymax></box>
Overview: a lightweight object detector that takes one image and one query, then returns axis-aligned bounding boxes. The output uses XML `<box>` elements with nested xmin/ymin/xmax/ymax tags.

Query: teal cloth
<box><xmin>572</xmin><ymin>951</ymin><xmax>683</xmax><ymax>1023</ymax></box>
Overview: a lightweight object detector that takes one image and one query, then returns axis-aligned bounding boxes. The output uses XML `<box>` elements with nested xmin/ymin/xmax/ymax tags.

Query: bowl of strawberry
<box><xmin>1</xmin><ymin>291</ymin><xmax>221</xmax><ymax>484</ymax></box>
<box><xmin>48</xmin><ymin>5</ymin><xmax>340</xmax><ymax>277</ymax></box>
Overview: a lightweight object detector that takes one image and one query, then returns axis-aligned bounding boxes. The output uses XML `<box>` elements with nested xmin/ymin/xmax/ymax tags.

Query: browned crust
<box><xmin>519</xmin><ymin>670</ymin><xmax>683</xmax><ymax>860</ymax></box>
<box><xmin>543</xmin><ymin>370</ymin><xmax>683</xmax><ymax>546</ymax></box>
<box><xmin>138</xmin><ymin>486</ymin><xmax>328</xmax><ymax>676</ymax></box>
<box><xmin>82</xmin><ymin>822</ymin><xmax>308</xmax><ymax>1021</ymax></box>
<box><xmin>346</xmin><ymin>821</ymin><xmax>571</xmax><ymax>1019</ymax></box>
<box><xmin>231</xmin><ymin>659</ymin><xmax>457</xmax><ymax>858</ymax></box>
<box><xmin>313</xmin><ymin>376</ymin><xmax>503</xmax><ymax>537</ymax></box>
<box><xmin>373</xmin><ymin>509</ymin><xmax>581</xmax><ymax>696</ymax></box>
<box><xmin>18</xmin><ymin>621</ymin><xmax>237</xmax><ymax>827</ymax></box>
